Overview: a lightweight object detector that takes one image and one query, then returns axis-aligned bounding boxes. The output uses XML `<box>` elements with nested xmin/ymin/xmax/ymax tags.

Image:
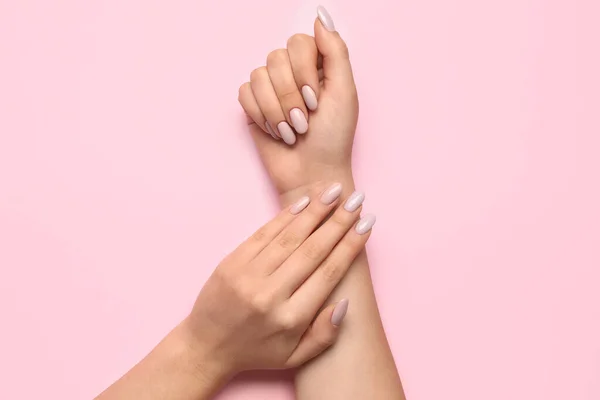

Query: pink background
<box><xmin>1</xmin><ymin>1</ymin><xmax>599</xmax><ymax>399</ymax></box>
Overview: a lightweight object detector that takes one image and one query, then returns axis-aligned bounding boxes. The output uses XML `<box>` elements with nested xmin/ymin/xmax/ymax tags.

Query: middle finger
<box><xmin>266</xmin><ymin>49</ymin><xmax>309</xmax><ymax>135</ymax></box>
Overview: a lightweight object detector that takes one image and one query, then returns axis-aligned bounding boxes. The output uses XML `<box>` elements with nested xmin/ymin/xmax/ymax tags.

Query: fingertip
<box><xmin>302</xmin><ymin>85</ymin><xmax>318</xmax><ymax>111</ymax></box>
<box><xmin>316</xmin><ymin>5</ymin><xmax>336</xmax><ymax>32</ymax></box>
<box><xmin>355</xmin><ymin>213</ymin><xmax>376</xmax><ymax>235</ymax></box>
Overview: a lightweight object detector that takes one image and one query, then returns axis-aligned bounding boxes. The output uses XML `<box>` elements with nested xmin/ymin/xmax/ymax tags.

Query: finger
<box><xmin>233</xmin><ymin>195</ymin><xmax>312</xmax><ymax>262</ymax></box>
<box><xmin>267</xmin><ymin>49</ymin><xmax>309</xmax><ymax>134</ymax></box>
<box><xmin>287</xmin><ymin>34</ymin><xmax>320</xmax><ymax>111</ymax></box>
<box><xmin>238</xmin><ymin>82</ymin><xmax>279</xmax><ymax>141</ymax></box>
<box><xmin>250</xmin><ymin>66</ymin><xmax>296</xmax><ymax>145</ymax></box>
<box><xmin>314</xmin><ymin>6</ymin><xmax>356</xmax><ymax>93</ymax></box>
<box><xmin>272</xmin><ymin>191</ymin><xmax>365</xmax><ymax>295</ymax></box>
<box><xmin>285</xmin><ymin>299</ymin><xmax>349</xmax><ymax>368</ymax></box>
<box><xmin>290</xmin><ymin>214</ymin><xmax>375</xmax><ymax>316</ymax></box>
<box><xmin>251</xmin><ymin>182</ymin><xmax>344</xmax><ymax>274</ymax></box>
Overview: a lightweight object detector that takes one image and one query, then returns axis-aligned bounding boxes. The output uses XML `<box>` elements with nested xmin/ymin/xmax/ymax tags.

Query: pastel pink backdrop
<box><xmin>1</xmin><ymin>1</ymin><xmax>599</xmax><ymax>399</ymax></box>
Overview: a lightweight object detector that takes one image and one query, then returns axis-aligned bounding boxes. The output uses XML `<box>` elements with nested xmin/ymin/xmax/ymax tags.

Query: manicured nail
<box><xmin>302</xmin><ymin>85</ymin><xmax>318</xmax><ymax>111</ymax></box>
<box><xmin>320</xmin><ymin>182</ymin><xmax>343</xmax><ymax>205</ymax></box>
<box><xmin>331</xmin><ymin>299</ymin><xmax>349</xmax><ymax>326</ymax></box>
<box><xmin>265</xmin><ymin>121</ymin><xmax>279</xmax><ymax>140</ymax></box>
<box><xmin>277</xmin><ymin>121</ymin><xmax>296</xmax><ymax>145</ymax></box>
<box><xmin>344</xmin><ymin>191</ymin><xmax>365</xmax><ymax>212</ymax></box>
<box><xmin>290</xmin><ymin>196</ymin><xmax>310</xmax><ymax>215</ymax></box>
<box><xmin>290</xmin><ymin>108</ymin><xmax>308</xmax><ymax>134</ymax></box>
<box><xmin>355</xmin><ymin>214</ymin><xmax>376</xmax><ymax>234</ymax></box>
<box><xmin>317</xmin><ymin>5</ymin><xmax>336</xmax><ymax>32</ymax></box>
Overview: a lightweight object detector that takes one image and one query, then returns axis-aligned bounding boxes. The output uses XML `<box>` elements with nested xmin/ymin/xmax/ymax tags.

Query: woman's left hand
<box><xmin>180</xmin><ymin>182</ymin><xmax>373</xmax><ymax>382</ymax></box>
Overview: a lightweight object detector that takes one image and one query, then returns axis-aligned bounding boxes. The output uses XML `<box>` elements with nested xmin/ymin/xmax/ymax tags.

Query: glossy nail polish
<box><xmin>344</xmin><ymin>191</ymin><xmax>365</xmax><ymax>212</ymax></box>
<box><xmin>277</xmin><ymin>121</ymin><xmax>296</xmax><ymax>145</ymax></box>
<box><xmin>290</xmin><ymin>196</ymin><xmax>310</xmax><ymax>215</ymax></box>
<box><xmin>317</xmin><ymin>5</ymin><xmax>336</xmax><ymax>32</ymax></box>
<box><xmin>320</xmin><ymin>183</ymin><xmax>343</xmax><ymax>205</ymax></box>
<box><xmin>355</xmin><ymin>214</ymin><xmax>376</xmax><ymax>234</ymax></box>
<box><xmin>302</xmin><ymin>85</ymin><xmax>318</xmax><ymax>111</ymax></box>
<box><xmin>331</xmin><ymin>299</ymin><xmax>349</xmax><ymax>326</ymax></box>
<box><xmin>290</xmin><ymin>108</ymin><xmax>308</xmax><ymax>134</ymax></box>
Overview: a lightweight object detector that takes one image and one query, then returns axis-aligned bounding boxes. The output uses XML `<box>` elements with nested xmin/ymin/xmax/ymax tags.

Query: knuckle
<box><xmin>319</xmin><ymin>258</ymin><xmax>343</xmax><ymax>283</ymax></box>
<box><xmin>277</xmin><ymin>311</ymin><xmax>301</xmax><ymax>331</ymax></box>
<box><xmin>250</xmin><ymin>66</ymin><xmax>267</xmax><ymax>82</ymax></box>
<box><xmin>300</xmin><ymin>242</ymin><xmax>323</xmax><ymax>261</ymax></box>
<box><xmin>238</xmin><ymin>82</ymin><xmax>252</xmax><ymax>105</ymax></box>
<box><xmin>266</xmin><ymin>48</ymin><xmax>288</xmax><ymax>67</ymax></box>
<box><xmin>278</xmin><ymin>230</ymin><xmax>301</xmax><ymax>250</ymax></box>
<box><xmin>287</xmin><ymin>33</ymin><xmax>312</xmax><ymax>49</ymax></box>
<box><xmin>251</xmin><ymin>227</ymin><xmax>268</xmax><ymax>243</ymax></box>
<box><xmin>248</xmin><ymin>292</ymin><xmax>274</xmax><ymax>314</ymax></box>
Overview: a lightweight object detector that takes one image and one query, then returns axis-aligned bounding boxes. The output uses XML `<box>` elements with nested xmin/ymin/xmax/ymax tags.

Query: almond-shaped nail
<box><xmin>302</xmin><ymin>85</ymin><xmax>318</xmax><ymax>111</ymax></box>
<box><xmin>290</xmin><ymin>108</ymin><xmax>308</xmax><ymax>134</ymax></box>
<box><xmin>320</xmin><ymin>183</ymin><xmax>342</xmax><ymax>205</ymax></box>
<box><xmin>331</xmin><ymin>299</ymin><xmax>349</xmax><ymax>326</ymax></box>
<box><xmin>355</xmin><ymin>214</ymin><xmax>376</xmax><ymax>234</ymax></box>
<box><xmin>277</xmin><ymin>121</ymin><xmax>296</xmax><ymax>145</ymax></box>
<box><xmin>290</xmin><ymin>196</ymin><xmax>310</xmax><ymax>215</ymax></box>
<box><xmin>317</xmin><ymin>5</ymin><xmax>336</xmax><ymax>32</ymax></box>
<box><xmin>265</xmin><ymin>121</ymin><xmax>280</xmax><ymax>140</ymax></box>
<box><xmin>344</xmin><ymin>191</ymin><xmax>365</xmax><ymax>212</ymax></box>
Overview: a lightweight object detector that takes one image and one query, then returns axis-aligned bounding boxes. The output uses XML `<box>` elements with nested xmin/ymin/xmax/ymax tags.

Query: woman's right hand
<box><xmin>181</xmin><ymin>182</ymin><xmax>375</xmax><ymax>381</ymax></box>
<box><xmin>238</xmin><ymin>6</ymin><xmax>359</xmax><ymax>205</ymax></box>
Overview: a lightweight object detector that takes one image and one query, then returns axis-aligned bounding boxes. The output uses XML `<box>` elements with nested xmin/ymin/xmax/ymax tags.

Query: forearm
<box><xmin>296</xmin><ymin>251</ymin><xmax>404</xmax><ymax>399</ymax></box>
<box><xmin>95</xmin><ymin>322</ymin><xmax>230</xmax><ymax>400</ymax></box>
<box><xmin>281</xmin><ymin>175</ymin><xmax>405</xmax><ymax>400</ymax></box>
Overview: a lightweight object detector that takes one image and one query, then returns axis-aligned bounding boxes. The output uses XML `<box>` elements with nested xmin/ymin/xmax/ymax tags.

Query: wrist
<box><xmin>279</xmin><ymin>168</ymin><xmax>356</xmax><ymax>208</ymax></box>
<box><xmin>167</xmin><ymin>320</ymin><xmax>234</xmax><ymax>396</ymax></box>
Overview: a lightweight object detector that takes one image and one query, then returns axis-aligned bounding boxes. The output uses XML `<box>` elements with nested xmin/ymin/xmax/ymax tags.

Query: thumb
<box><xmin>285</xmin><ymin>299</ymin><xmax>349</xmax><ymax>368</ymax></box>
<box><xmin>314</xmin><ymin>6</ymin><xmax>356</xmax><ymax>92</ymax></box>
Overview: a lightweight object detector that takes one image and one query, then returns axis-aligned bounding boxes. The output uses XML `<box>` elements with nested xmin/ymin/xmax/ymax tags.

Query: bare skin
<box><xmin>238</xmin><ymin>6</ymin><xmax>405</xmax><ymax>399</ymax></box>
<box><xmin>96</xmin><ymin>183</ymin><xmax>375</xmax><ymax>399</ymax></box>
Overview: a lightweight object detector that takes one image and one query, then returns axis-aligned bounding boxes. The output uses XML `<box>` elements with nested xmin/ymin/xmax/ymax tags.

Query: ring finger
<box><xmin>250</xmin><ymin>66</ymin><xmax>296</xmax><ymax>145</ymax></box>
<box><xmin>266</xmin><ymin>49</ymin><xmax>309</xmax><ymax>135</ymax></box>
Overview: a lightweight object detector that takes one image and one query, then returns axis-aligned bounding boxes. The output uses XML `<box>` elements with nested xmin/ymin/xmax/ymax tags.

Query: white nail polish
<box><xmin>290</xmin><ymin>108</ymin><xmax>308</xmax><ymax>134</ymax></box>
<box><xmin>290</xmin><ymin>196</ymin><xmax>310</xmax><ymax>215</ymax></box>
<box><xmin>277</xmin><ymin>121</ymin><xmax>296</xmax><ymax>145</ymax></box>
<box><xmin>302</xmin><ymin>85</ymin><xmax>318</xmax><ymax>111</ymax></box>
<box><xmin>344</xmin><ymin>191</ymin><xmax>365</xmax><ymax>212</ymax></box>
<box><xmin>355</xmin><ymin>214</ymin><xmax>376</xmax><ymax>234</ymax></box>
<box><xmin>317</xmin><ymin>5</ymin><xmax>336</xmax><ymax>32</ymax></box>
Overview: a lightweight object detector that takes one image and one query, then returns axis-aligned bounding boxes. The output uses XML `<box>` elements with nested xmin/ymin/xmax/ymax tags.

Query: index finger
<box><xmin>288</xmin><ymin>214</ymin><xmax>376</xmax><ymax>317</ymax></box>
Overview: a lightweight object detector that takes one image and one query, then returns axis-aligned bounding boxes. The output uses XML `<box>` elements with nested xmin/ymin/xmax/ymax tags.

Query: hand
<box><xmin>238</xmin><ymin>7</ymin><xmax>359</xmax><ymax>205</ymax></box>
<box><xmin>181</xmin><ymin>182</ymin><xmax>375</xmax><ymax>380</ymax></box>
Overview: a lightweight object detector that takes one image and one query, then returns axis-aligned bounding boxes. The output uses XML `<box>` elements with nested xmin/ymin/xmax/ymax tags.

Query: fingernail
<box><xmin>344</xmin><ymin>191</ymin><xmax>365</xmax><ymax>212</ymax></box>
<box><xmin>301</xmin><ymin>85</ymin><xmax>318</xmax><ymax>111</ymax></box>
<box><xmin>331</xmin><ymin>299</ymin><xmax>349</xmax><ymax>326</ymax></box>
<box><xmin>355</xmin><ymin>214</ymin><xmax>376</xmax><ymax>234</ymax></box>
<box><xmin>290</xmin><ymin>108</ymin><xmax>308</xmax><ymax>134</ymax></box>
<box><xmin>277</xmin><ymin>121</ymin><xmax>296</xmax><ymax>145</ymax></box>
<box><xmin>290</xmin><ymin>196</ymin><xmax>310</xmax><ymax>215</ymax></box>
<box><xmin>265</xmin><ymin>121</ymin><xmax>280</xmax><ymax>140</ymax></box>
<box><xmin>317</xmin><ymin>5</ymin><xmax>336</xmax><ymax>32</ymax></box>
<box><xmin>320</xmin><ymin>182</ymin><xmax>343</xmax><ymax>205</ymax></box>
